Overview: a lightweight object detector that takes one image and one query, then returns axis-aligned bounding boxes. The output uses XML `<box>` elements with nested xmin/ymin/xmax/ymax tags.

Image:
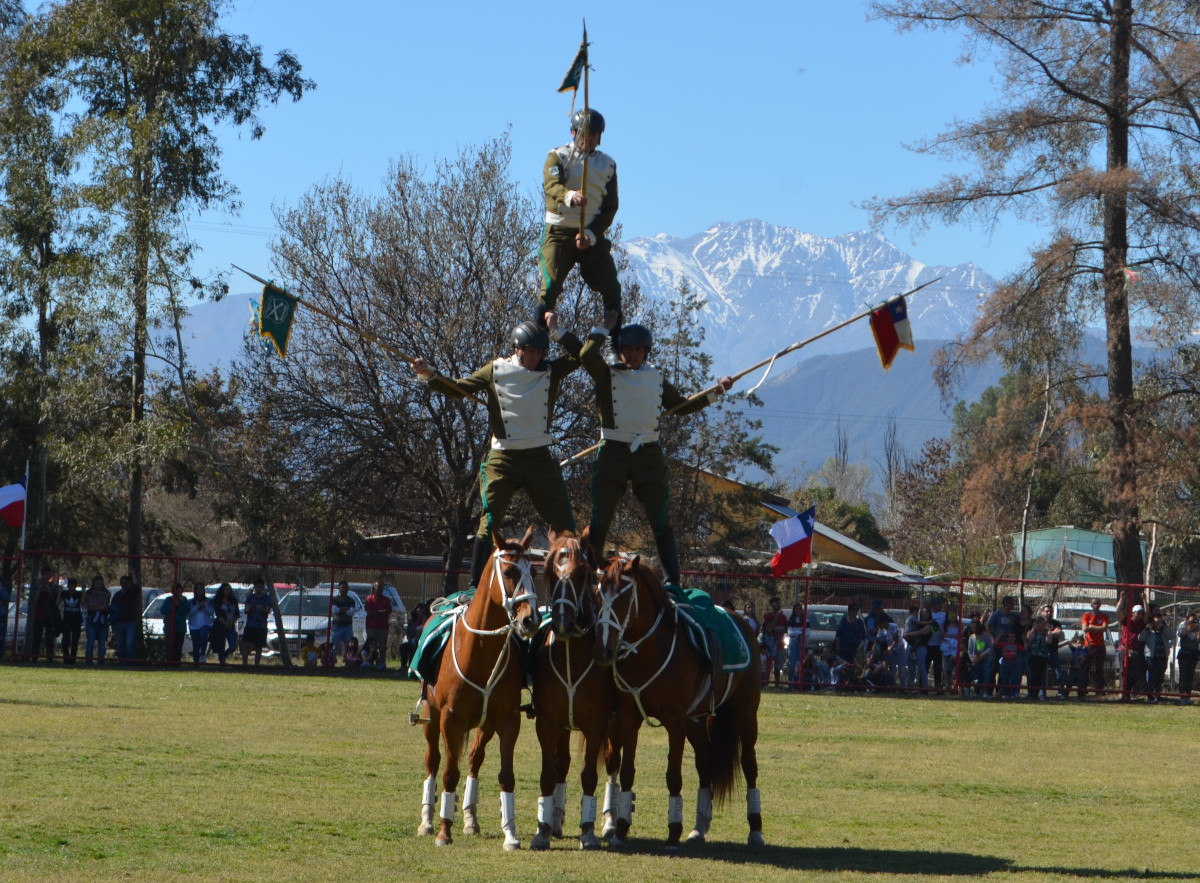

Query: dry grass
<box><xmin>0</xmin><ymin>667</ymin><xmax>1196</xmax><ymax>882</ymax></box>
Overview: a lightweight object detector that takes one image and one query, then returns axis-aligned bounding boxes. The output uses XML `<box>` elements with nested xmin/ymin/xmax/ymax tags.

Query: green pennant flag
<box><xmin>557</xmin><ymin>28</ymin><xmax>588</xmax><ymax>95</ymax></box>
<box><xmin>257</xmin><ymin>282</ymin><xmax>298</xmax><ymax>358</ymax></box>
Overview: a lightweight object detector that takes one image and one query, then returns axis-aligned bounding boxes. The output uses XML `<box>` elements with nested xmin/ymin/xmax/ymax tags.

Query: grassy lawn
<box><xmin>0</xmin><ymin>667</ymin><xmax>1196</xmax><ymax>882</ymax></box>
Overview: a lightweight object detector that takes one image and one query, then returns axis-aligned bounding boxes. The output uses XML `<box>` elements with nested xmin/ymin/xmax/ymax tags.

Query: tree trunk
<box><xmin>126</xmin><ymin>157</ymin><xmax>150</xmax><ymax>584</ymax></box>
<box><xmin>1104</xmin><ymin>0</ymin><xmax>1144</xmax><ymax>592</ymax></box>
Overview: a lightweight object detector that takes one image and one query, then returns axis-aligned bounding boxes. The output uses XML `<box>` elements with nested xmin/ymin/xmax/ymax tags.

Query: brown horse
<box><xmin>592</xmin><ymin>553</ymin><xmax>763</xmax><ymax>851</ymax></box>
<box><xmin>529</xmin><ymin>528</ymin><xmax>616</xmax><ymax>851</ymax></box>
<box><xmin>417</xmin><ymin>527</ymin><xmax>540</xmax><ymax>850</ymax></box>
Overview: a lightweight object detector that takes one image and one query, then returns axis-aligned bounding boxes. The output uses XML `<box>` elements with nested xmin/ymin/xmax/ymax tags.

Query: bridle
<box><xmin>547</xmin><ymin>540</ymin><xmax>593</xmax><ymax>635</ymax></box>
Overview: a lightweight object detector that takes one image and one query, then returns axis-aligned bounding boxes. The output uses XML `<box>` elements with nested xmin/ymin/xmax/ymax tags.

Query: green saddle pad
<box><xmin>666</xmin><ymin>585</ymin><xmax>752</xmax><ymax>673</ymax></box>
<box><xmin>409</xmin><ymin>589</ymin><xmax>475</xmax><ymax>682</ymax></box>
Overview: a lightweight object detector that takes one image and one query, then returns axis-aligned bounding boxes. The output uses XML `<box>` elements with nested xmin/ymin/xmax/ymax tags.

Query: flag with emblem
<box><xmin>869</xmin><ymin>295</ymin><xmax>915</xmax><ymax>371</ymax></box>
<box><xmin>557</xmin><ymin>26</ymin><xmax>588</xmax><ymax>106</ymax></box>
<box><xmin>256</xmin><ymin>282</ymin><xmax>298</xmax><ymax>358</ymax></box>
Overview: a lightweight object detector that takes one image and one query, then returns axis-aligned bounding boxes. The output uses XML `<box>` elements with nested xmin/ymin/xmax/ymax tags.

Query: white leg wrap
<box><xmin>668</xmin><ymin>795</ymin><xmax>684</xmax><ymax>825</ymax></box>
<box><xmin>538</xmin><ymin>795</ymin><xmax>556</xmax><ymax>826</ymax></box>
<box><xmin>422</xmin><ymin>775</ymin><xmax>437</xmax><ymax>807</ymax></box>
<box><xmin>603</xmin><ymin>780</ymin><xmax>618</xmax><ymax>815</ymax></box>
<box><xmin>553</xmin><ymin>782</ymin><xmax>567</xmax><ymax>814</ymax></box>
<box><xmin>500</xmin><ymin>791</ymin><xmax>517</xmax><ymax>830</ymax></box>
<box><xmin>463</xmin><ymin>776</ymin><xmax>479</xmax><ymax>809</ymax></box>
<box><xmin>618</xmin><ymin>790</ymin><xmax>634</xmax><ymax>823</ymax></box>
<box><xmin>696</xmin><ymin>787</ymin><xmax>713</xmax><ymax>824</ymax></box>
<box><xmin>580</xmin><ymin>794</ymin><xmax>597</xmax><ymax>825</ymax></box>
<box><xmin>746</xmin><ymin>787</ymin><xmax>762</xmax><ymax>815</ymax></box>
<box><xmin>440</xmin><ymin>791</ymin><xmax>457</xmax><ymax>823</ymax></box>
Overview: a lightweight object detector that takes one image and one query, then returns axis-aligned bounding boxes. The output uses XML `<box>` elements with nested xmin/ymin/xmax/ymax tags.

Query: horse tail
<box><xmin>708</xmin><ymin>698</ymin><xmax>743</xmax><ymax>807</ymax></box>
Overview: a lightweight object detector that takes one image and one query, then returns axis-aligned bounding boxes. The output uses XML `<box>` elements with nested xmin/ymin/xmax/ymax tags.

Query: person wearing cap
<box><xmin>410</xmin><ymin>313</ymin><xmax>583</xmax><ymax>590</ymax></box>
<box><xmin>1080</xmin><ymin>598</ymin><xmax>1111</xmax><ymax>696</ymax></box>
<box><xmin>1116</xmin><ymin>589</ymin><xmax>1149</xmax><ymax>701</ymax></box>
<box><xmin>578</xmin><ymin>310</ymin><xmax>731</xmax><ymax>590</ymax></box>
<box><xmin>536</xmin><ymin>108</ymin><xmax>621</xmax><ymax>331</ymax></box>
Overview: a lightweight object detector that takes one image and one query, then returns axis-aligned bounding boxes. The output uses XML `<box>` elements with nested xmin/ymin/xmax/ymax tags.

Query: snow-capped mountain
<box><xmin>623</xmin><ymin>220</ymin><xmax>993</xmax><ymax>376</ymax></box>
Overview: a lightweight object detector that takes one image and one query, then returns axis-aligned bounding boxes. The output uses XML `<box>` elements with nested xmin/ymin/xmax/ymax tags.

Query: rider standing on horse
<box><xmin>410</xmin><ymin>313</ymin><xmax>582</xmax><ymax>590</ymax></box>
<box><xmin>581</xmin><ymin>310</ymin><xmax>732</xmax><ymax>591</ymax></box>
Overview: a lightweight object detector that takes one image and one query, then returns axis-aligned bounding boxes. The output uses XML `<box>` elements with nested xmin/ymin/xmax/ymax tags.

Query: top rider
<box><xmin>537</xmin><ymin>108</ymin><xmax>621</xmax><ymax>339</ymax></box>
<box><xmin>410</xmin><ymin>313</ymin><xmax>582</xmax><ymax>590</ymax></box>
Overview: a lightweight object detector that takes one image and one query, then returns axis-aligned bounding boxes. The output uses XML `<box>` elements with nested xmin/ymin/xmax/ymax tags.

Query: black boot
<box><xmin>467</xmin><ymin>536</ymin><xmax>493</xmax><ymax>591</ymax></box>
<box><xmin>608</xmin><ymin>307</ymin><xmax>624</xmax><ymax>351</ymax></box>
<box><xmin>655</xmin><ymin>528</ymin><xmax>682</xmax><ymax>592</ymax></box>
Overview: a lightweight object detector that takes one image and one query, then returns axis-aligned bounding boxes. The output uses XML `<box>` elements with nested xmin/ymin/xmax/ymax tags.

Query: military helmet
<box><xmin>571</xmin><ymin>108</ymin><xmax>605</xmax><ymax>135</ymax></box>
<box><xmin>618</xmin><ymin>323</ymin><xmax>652</xmax><ymax>349</ymax></box>
<box><xmin>512</xmin><ymin>321</ymin><xmax>549</xmax><ymax>351</ymax></box>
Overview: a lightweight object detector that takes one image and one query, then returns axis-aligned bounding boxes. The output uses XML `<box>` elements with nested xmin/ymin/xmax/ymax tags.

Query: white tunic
<box><xmin>491</xmin><ymin>357</ymin><xmax>553</xmax><ymax>451</ymax></box>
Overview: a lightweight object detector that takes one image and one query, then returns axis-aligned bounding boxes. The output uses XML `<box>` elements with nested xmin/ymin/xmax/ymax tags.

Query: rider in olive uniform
<box><xmin>581</xmin><ymin>312</ymin><xmax>732</xmax><ymax>589</ymax></box>
<box><xmin>411</xmin><ymin>315</ymin><xmax>582</xmax><ymax>588</ymax></box>
<box><xmin>537</xmin><ymin>108</ymin><xmax>620</xmax><ymax>330</ymax></box>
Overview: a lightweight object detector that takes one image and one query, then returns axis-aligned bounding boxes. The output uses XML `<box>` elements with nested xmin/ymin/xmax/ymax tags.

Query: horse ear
<box><xmin>630</xmin><ymin>554</ymin><xmax>641</xmax><ymax>570</ymax></box>
<box><xmin>580</xmin><ymin>526</ymin><xmax>599</xmax><ymax>567</ymax></box>
<box><xmin>520</xmin><ymin>524</ymin><xmax>534</xmax><ymax>551</ymax></box>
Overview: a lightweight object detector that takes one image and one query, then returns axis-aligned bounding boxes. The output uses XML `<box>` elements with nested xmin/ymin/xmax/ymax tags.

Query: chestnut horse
<box><xmin>529</xmin><ymin>529</ymin><xmax>616</xmax><ymax>850</ymax></box>
<box><xmin>592</xmin><ymin>554</ymin><xmax>763</xmax><ymax>851</ymax></box>
<box><xmin>417</xmin><ymin>527</ymin><xmax>540</xmax><ymax>850</ymax></box>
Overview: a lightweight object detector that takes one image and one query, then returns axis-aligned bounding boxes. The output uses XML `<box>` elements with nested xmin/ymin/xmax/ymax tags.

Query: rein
<box><xmin>545</xmin><ymin>543</ymin><xmax>597</xmax><ymax>730</ymax></box>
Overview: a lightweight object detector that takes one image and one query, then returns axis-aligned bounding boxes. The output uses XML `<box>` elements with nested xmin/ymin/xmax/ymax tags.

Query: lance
<box><xmin>560</xmin><ymin>276</ymin><xmax>942</xmax><ymax>467</ymax></box>
<box><xmin>234</xmin><ymin>265</ymin><xmax>485</xmax><ymax>407</ymax></box>
<box><xmin>577</xmin><ymin>22</ymin><xmax>591</xmax><ymax>244</ymax></box>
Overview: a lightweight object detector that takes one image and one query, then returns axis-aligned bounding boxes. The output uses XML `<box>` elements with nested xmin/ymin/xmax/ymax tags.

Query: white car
<box><xmin>266</xmin><ymin>588</ymin><xmax>368</xmax><ymax>655</ymax></box>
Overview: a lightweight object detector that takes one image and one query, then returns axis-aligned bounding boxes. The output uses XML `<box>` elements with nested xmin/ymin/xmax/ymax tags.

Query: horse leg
<box><xmin>685</xmin><ymin>717</ymin><xmax>713</xmax><ymax>845</ymax></box>
<box><xmin>664</xmin><ymin>719</ymin><xmax>687</xmax><ymax>853</ymax></box>
<box><xmin>437</xmin><ymin>714</ymin><xmax>464</xmax><ymax>846</ymax></box>
<box><xmin>577</xmin><ymin>720</ymin><xmax>604</xmax><ymax>850</ymax></box>
<box><xmin>552</xmin><ymin>729</ymin><xmax>570</xmax><ymax>838</ymax></box>
<box><xmin>530</xmin><ymin>707</ymin><xmax>559</xmax><ymax>851</ymax></box>
<box><xmin>740</xmin><ymin>703</ymin><xmax>763</xmax><ymax>846</ymax></box>
<box><xmin>462</xmin><ymin>727</ymin><xmax>490</xmax><ymax>836</ymax></box>
<box><xmin>496</xmin><ymin>708</ymin><xmax>522</xmax><ymax>851</ymax></box>
<box><xmin>600</xmin><ymin>724</ymin><xmax>621</xmax><ymax>842</ymax></box>
<box><xmin>611</xmin><ymin>710</ymin><xmax>640</xmax><ymax>846</ymax></box>
<box><xmin>419</xmin><ymin>719</ymin><xmax>441</xmax><ymax>836</ymax></box>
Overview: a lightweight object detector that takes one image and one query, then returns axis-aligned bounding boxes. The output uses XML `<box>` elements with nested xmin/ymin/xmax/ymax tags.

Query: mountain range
<box><xmin>180</xmin><ymin>220</ymin><xmax>1007</xmax><ymax>479</ymax></box>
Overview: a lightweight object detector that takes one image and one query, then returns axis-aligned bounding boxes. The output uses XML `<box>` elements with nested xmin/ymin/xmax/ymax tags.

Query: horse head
<box><xmin>544</xmin><ymin>528</ymin><xmax>596</xmax><ymax>639</ymax></box>
<box><xmin>486</xmin><ymin>525</ymin><xmax>540</xmax><ymax>639</ymax></box>
<box><xmin>591</xmin><ymin>553</ymin><xmax>646</xmax><ymax>667</ymax></box>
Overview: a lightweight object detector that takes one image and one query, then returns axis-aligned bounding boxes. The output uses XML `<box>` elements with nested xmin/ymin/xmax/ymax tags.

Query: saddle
<box><xmin>665</xmin><ymin>585</ymin><xmax>753</xmax><ymax>673</ymax></box>
<box><xmin>409</xmin><ymin>589</ymin><xmax>475</xmax><ymax>684</ymax></box>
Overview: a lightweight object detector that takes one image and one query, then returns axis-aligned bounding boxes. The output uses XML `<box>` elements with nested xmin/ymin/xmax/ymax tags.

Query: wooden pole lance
<box><xmin>559</xmin><ymin>277</ymin><xmax>942</xmax><ymax>467</ymax></box>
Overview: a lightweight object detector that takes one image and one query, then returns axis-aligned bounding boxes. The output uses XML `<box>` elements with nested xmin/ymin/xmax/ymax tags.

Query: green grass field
<box><xmin>1</xmin><ymin>667</ymin><xmax>1196</xmax><ymax>882</ymax></box>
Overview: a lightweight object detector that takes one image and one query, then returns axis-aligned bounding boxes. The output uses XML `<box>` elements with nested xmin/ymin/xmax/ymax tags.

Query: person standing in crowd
<box><xmin>210</xmin><ymin>583</ymin><xmax>240</xmax><ymax>666</ymax></box>
<box><xmin>834</xmin><ymin>602</ymin><xmax>866</xmax><ymax>687</ymax></box>
<box><xmin>760</xmin><ymin>596</ymin><xmax>788</xmax><ymax>688</ymax></box>
<box><xmin>83</xmin><ymin>574</ymin><xmax>111</xmax><ymax>666</ymax></box>
<box><xmin>241</xmin><ymin>578</ymin><xmax>272</xmax><ymax>666</ymax></box>
<box><xmin>940</xmin><ymin>610</ymin><xmax>962</xmax><ymax>695</ymax></box>
<box><xmin>111</xmin><ymin>574</ymin><xmax>142</xmax><ymax>663</ymax></box>
<box><xmin>786</xmin><ymin>602</ymin><xmax>808</xmax><ymax>691</ymax></box>
<box><xmin>1064</xmin><ymin>633</ymin><xmax>1089</xmax><ymax>699</ymax></box>
<box><xmin>1026</xmin><ymin>615</ymin><xmax>1053</xmax><ymax>700</ymax></box>
<box><xmin>904</xmin><ymin>605</ymin><xmax>933</xmax><ymax>690</ymax></box>
<box><xmin>164</xmin><ymin>583</ymin><xmax>191</xmax><ymax>665</ymax></box>
<box><xmin>996</xmin><ymin>630</ymin><xmax>1021</xmax><ymax>699</ymax></box>
<box><xmin>1079</xmin><ymin>598</ymin><xmax>1110</xmax><ymax>696</ymax></box>
<box><xmin>0</xmin><ymin>575</ymin><xmax>10</xmax><ymax>660</ymax></box>
<box><xmin>364</xmin><ymin>580</ymin><xmax>392</xmax><ymax>671</ymax></box>
<box><xmin>741</xmin><ymin>601</ymin><xmax>760</xmax><ymax>635</ymax></box>
<box><xmin>927</xmin><ymin>596</ymin><xmax>947</xmax><ymax>691</ymax></box>
<box><xmin>1116</xmin><ymin>590</ymin><xmax>1148</xmax><ymax>700</ymax></box>
<box><xmin>1175</xmin><ymin>613</ymin><xmax>1199</xmax><ymax>705</ymax></box>
<box><xmin>187</xmin><ymin>583</ymin><xmax>213</xmax><ymax>665</ymax></box>
<box><xmin>1139</xmin><ymin>613</ymin><xmax>1171</xmax><ymax>703</ymax></box>
<box><xmin>966</xmin><ymin>621</ymin><xmax>993</xmax><ymax>698</ymax></box>
<box><xmin>1039</xmin><ymin>604</ymin><xmax>1066</xmax><ymax>694</ymax></box>
<box><xmin>30</xmin><ymin>566</ymin><xmax>60</xmax><ymax>662</ymax></box>
<box><xmin>59</xmin><ymin>578</ymin><xmax>83</xmax><ymax>664</ymax></box>
<box><xmin>401</xmin><ymin>602</ymin><xmax>429</xmax><ymax>675</ymax></box>
<box><xmin>330</xmin><ymin>581</ymin><xmax>356</xmax><ymax>659</ymax></box>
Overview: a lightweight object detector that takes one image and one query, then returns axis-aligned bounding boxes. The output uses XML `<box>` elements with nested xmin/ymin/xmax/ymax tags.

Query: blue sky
<box><xmin>191</xmin><ymin>0</ymin><xmax>1045</xmax><ymax>292</ymax></box>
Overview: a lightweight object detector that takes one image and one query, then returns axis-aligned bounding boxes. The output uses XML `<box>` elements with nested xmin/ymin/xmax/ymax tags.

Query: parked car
<box><xmin>311</xmin><ymin>581</ymin><xmax>406</xmax><ymax>622</ymax></box>
<box><xmin>267</xmin><ymin>587</ymin><xmax>367</xmax><ymax>655</ymax></box>
<box><xmin>143</xmin><ymin>591</ymin><xmax>214</xmax><ymax>657</ymax></box>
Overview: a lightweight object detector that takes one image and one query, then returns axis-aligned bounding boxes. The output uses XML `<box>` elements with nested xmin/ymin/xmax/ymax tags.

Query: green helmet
<box><xmin>571</xmin><ymin>108</ymin><xmax>605</xmax><ymax>135</ymax></box>
<box><xmin>512</xmin><ymin>322</ymin><xmax>549</xmax><ymax>351</ymax></box>
<box><xmin>619</xmin><ymin>323</ymin><xmax>651</xmax><ymax>349</ymax></box>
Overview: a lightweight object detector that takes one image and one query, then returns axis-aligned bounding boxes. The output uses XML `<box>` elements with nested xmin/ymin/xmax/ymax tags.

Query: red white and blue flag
<box><xmin>0</xmin><ymin>477</ymin><xmax>26</xmax><ymax>529</ymax></box>
<box><xmin>769</xmin><ymin>506</ymin><xmax>816</xmax><ymax>577</ymax></box>
<box><xmin>869</xmin><ymin>295</ymin><xmax>915</xmax><ymax>370</ymax></box>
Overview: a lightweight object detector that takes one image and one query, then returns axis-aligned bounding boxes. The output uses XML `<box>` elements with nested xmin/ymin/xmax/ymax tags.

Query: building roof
<box><xmin>1011</xmin><ymin>526</ymin><xmax>1148</xmax><ymax>585</ymax></box>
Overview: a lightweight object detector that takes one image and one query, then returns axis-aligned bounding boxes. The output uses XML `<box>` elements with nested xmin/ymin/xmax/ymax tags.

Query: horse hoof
<box><xmin>435</xmin><ymin>836</ymin><xmax>452</xmax><ymax>847</ymax></box>
<box><xmin>608</xmin><ymin>835</ymin><xmax>626</xmax><ymax>849</ymax></box>
<box><xmin>579</xmin><ymin>832</ymin><xmax>601</xmax><ymax>850</ymax></box>
<box><xmin>748</xmin><ymin>830</ymin><xmax>765</xmax><ymax>847</ymax></box>
<box><xmin>685</xmin><ymin>830</ymin><xmax>705</xmax><ymax>844</ymax></box>
<box><xmin>417</xmin><ymin>823</ymin><xmax>434</xmax><ymax>836</ymax></box>
<box><xmin>502</xmin><ymin>840</ymin><xmax>521</xmax><ymax>852</ymax></box>
<box><xmin>462</xmin><ymin>824</ymin><xmax>480</xmax><ymax>836</ymax></box>
<box><xmin>530</xmin><ymin>833</ymin><xmax>551</xmax><ymax>851</ymax></box>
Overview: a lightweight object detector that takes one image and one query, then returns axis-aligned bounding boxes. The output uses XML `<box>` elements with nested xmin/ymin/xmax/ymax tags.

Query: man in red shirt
<box><xmin>1116</xmin><ymin>589</ymin><xmax>1149</xmax><ymax>701</ymax></box>
<box><xmin>1080</xmin><ymin>599</ymin><xmax>1110</xmax><ymax>696</ymax></box>
<box><xmin>364</xmin><ymin>581</ymin><xmax>393</xmax><ymax>671</ymax></box>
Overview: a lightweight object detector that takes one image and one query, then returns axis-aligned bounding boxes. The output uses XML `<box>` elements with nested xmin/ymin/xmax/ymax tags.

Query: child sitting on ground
<box><xmin>321</xmin><ymin>641</ymin><xmax>337</xmax><ymax>669</ymax></box>
<box><xmin>343</xmin><ymin>636</ymin><xmax>362</xmax><ymax>667</ymax></box>
<box><xmin>360</xmin><ymin>636</ymin><xmax>380</xmax><ymax>669</ymax></box>
<box><xmin>1065</xmin><ymin>633</ymin><xmax>1088</xmax><ymax>699</ymax></box>
<box><xmin>300</xmin><ymin>632</ymin><xmax>321</xmax><ymax>667</ymax></box>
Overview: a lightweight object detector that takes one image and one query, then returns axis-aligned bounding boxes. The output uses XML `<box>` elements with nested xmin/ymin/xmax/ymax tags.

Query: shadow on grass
<box><xmin>0</xmin><ymin>696</ymin><xmax>137</xmax><ymax>710</ymax></box>
<box><xmin>610</xmin><ymin>841</ymin><xmax>1200</xmax><ymax>879</ymax></box>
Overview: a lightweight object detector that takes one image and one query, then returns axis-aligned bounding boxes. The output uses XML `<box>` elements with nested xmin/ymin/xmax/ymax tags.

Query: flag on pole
<box><xmin>869</xmin><ymin>295</ymin><xmax>915</xmax><ymax>370</ymax></box>
<box><xmin>256</xmin><ymin>283</ymin><xmax>299</xmax><ymax>358</ymax></box>
<box><xmin>557</xmin><ymin>25</ymin><xmax>588</xmax><ymax>112</ymax></box>
<box><xmin>769</xmin><ymin>506</ymin><xmax>816</xmax><ymax>578</ymax></box>
<box><xmin>0</xmin><ymin>477</ymin><xmax>26</xmax><ymax>529</ymax></box>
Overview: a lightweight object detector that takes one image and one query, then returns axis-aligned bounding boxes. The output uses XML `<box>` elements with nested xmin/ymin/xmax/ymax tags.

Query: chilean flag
<box><xmin>769</xmin><ymin>506</ymin><xmax>816</xmax><ymax>577</ymax></box>
<box><xmin>870</xmin><ymin>295</ymin><xmax>915</xmax><ymax>371</ymax></box>
<box><xmin>0</xmin><ymin>477</ymin><xmax>26</xmax><ymax>529</ymax></box>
